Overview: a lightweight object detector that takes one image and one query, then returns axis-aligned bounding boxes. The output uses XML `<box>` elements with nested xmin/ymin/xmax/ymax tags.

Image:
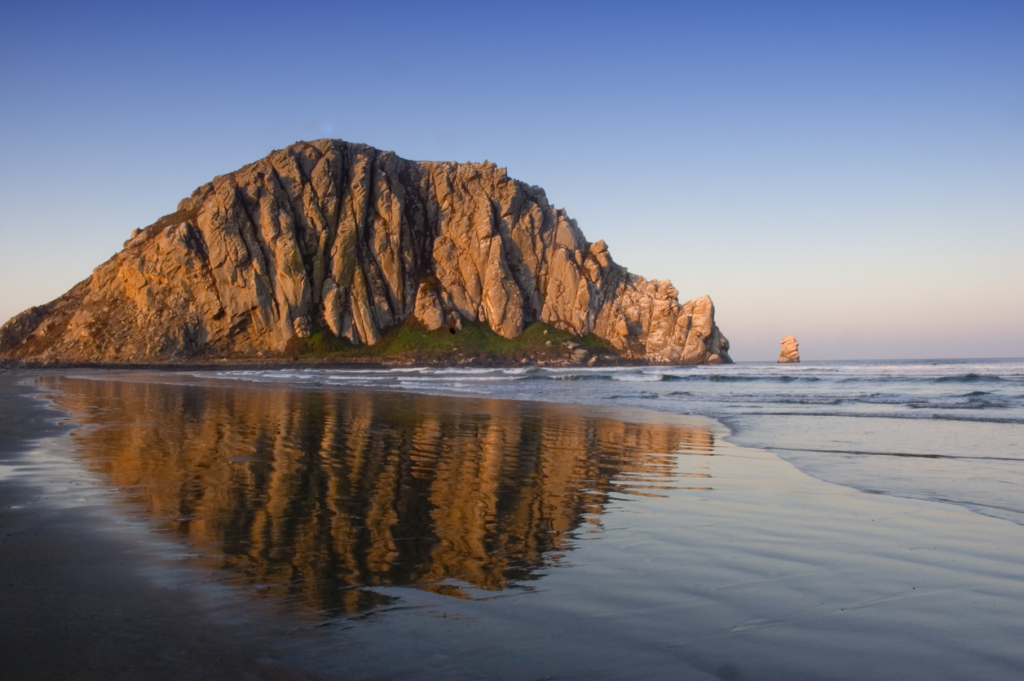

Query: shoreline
<box><xmin>100</xmin><ymin>361</ymin><xmax>1024</xmax><ymax>529</ymax></box>
<box><xmin>5</xmin><ymin>355</ymin><xmax>1020</xmax><ymax>369</ymax></box>
<box><xmin>5</xmin><ymin>367</ymin><xmax>1024</xmax><ymax>679</ymax></box>
<box><xmin>27</xmin><ymin>362</ymin><xmax>1024</xmax><ymax>527</ymax></box>
<box><xmin>0</xmin><ymin>369</ymin><xmax>325</xmax><ymax>680</ymax></box>
<box><xmin>0</xmin><ymin>354</ymin><xmax>653</xmax><ymax>372</ymax></box>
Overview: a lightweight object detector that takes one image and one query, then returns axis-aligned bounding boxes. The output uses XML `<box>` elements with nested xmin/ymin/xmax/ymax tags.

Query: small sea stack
<box><xmin>779</xmin><ymin>335</ymin><xmax>800</xmax><ymax>363</ymax></box>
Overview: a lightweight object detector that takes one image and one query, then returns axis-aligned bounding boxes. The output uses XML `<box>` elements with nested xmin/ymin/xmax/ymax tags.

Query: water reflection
<box><xmin>45</xmin><ymin>376</ymin><xmax>714</xmax><ymax>616</ymax></box>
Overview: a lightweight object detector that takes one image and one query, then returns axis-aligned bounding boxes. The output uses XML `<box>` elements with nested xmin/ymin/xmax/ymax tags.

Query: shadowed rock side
<box><xmin>44</xmin><ymin>377</ymin><xmax>715</xmax><ymax>615</ymax></box>
<box><xmin>1</xmin><ymin>139</ymin><xmax>730</xmax><ymax>364</ymax></box>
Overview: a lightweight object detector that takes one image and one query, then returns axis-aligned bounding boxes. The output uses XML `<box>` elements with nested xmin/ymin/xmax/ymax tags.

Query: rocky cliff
<box><xmin>0</xmin><ymin>139</ymin><xmax>731</xmax><ymax>364</ymax></box>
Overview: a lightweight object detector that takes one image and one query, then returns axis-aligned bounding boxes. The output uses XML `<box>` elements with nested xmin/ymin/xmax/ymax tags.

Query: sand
<box><xmin>0</xmin><ymin>369</ymin><xmax>323</xmax><ymax>680</ymax></box>
<box><xmin>2</xmin><ymin>369</ymin><xmax>1024</xmax><ymax>680</ymax></box>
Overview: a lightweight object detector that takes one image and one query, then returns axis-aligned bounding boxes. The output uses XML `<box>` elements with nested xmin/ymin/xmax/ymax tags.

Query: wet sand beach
<box><xmin>2</xmin><ymin>369</ymin><xmax>1024</xmax><ymax>680</ymax></box>
<box><xmin>0</xmin><ymin>370</ymin><xmax>323</xmax><ymax>680</ymax></box>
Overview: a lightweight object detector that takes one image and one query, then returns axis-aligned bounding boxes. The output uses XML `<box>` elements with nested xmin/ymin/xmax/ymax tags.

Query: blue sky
<box><xmin>1</xmin><ymin>1</ymin><xmax>1021</xmax><ymax>360</ymax></box>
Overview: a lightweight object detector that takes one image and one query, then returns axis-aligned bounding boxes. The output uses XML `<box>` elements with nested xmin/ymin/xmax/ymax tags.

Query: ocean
<box><xmin>17</xmin><ymin>358</ymin><xmax>1024</xmax><ymax>679</ymax></box>
<box><xmin>201</xmin><ymin>358</ymin><xmax>1024</xmax><ymax>525</ymax></box>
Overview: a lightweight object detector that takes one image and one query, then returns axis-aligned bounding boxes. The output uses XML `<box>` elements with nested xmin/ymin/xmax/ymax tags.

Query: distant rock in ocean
<box><xmin>0</xmin><ymin>139</ymin><xmax>731</xmax><ymax>365</ymax></box>
<box><xmin>779</xmin><ymin>335</ymin><xmax>800</xmax><ymax>363</ymax></box>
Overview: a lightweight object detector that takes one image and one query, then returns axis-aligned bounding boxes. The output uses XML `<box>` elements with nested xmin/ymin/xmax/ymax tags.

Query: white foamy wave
<box><xmin>192</xmin><ymin>358</ymin><xmax>1024</xmax><ymax>426</ymax></box>
<box><xmin>611</xmin><ymin>373</ymin><xmax>665</xmax><ymax>382</ymax></box>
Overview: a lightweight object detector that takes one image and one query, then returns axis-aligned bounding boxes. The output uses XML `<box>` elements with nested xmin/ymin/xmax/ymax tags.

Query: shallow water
<box><xmin>33</xmin><ymin>373</ymin><xmax>1024</xmax><ymax>680</ymax></box>
<box><xmin>199</xmin><ymin>359</ymin><xmax>1024</xmax><ymax>425</ymax></box>
<box><xmin>41</xmin><ymin>377</ymin><xmax>720</xmax><ymax>616</ymax></box>
<box><xmin>193</xmin><ymin>359</ymin><xmax>1024</xmax><ymax>524</ymax></box>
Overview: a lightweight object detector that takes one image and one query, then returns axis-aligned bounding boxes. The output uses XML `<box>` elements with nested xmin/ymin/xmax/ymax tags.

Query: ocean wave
<box><xmin>602</xmin><ymin>392</ymin><xmax>660</xmax><ymax>400</ymax></box>
<box><xmin>194</xmin><ymin>361</ymin><xmax>1024</xmax><ymax>426</ymax></box>
<box><xmin>699</xmin><ymin>374</ymin><xmax>824</xmax><ymax>383</ymax></box>
<box><xmin>772</xmin><ymin>397</ymin><xmax>845</xmax><ymax>406</ymax></box>
<box><xmin>906</xmin><ymin>397</ymin><xmax>1010</xmax><ymax>410</ymax></box>
<box><xmin>537</xmin><ymin>373</ymin><xmax>614</xmax><ymax>382</ymax></box>
<box><xmin>734</xmin><ymin>409</ymin><xmax>1024</xmax><ymax>425</ymax></box>
<box><xmin>934</xmin><ymin>373</ymin><xmax>1006</xmax><ymax>383</ymax></box>
<box><xmin>397</xmin><ymin>374</ymin><xmax>528</xmax><ymax>383</ymax></box>
<box><xmin>611</xmin><ymin>374</ymin><xmax>665</xmax><ymax>383</ymax></box>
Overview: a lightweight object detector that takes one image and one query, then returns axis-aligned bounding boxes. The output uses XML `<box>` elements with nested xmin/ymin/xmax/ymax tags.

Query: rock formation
<box><xmin>779</xmin><ymin>335</ymin><xmax>800</xmax><ymax>363</ymax></box>
<box><xmin>0</xmin><ymin>139</ymin><xmax>731</xmax><ymax>364</ymax></box>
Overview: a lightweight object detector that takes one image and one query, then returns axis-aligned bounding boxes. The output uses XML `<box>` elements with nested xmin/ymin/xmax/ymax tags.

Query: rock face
<box><xmin>779</xmin><ymin>335</ymin><xmax>800</xmax><ymax>363</ymax></box>
<box><xmin>0</xmin><ymin>139</ymin><xmax>731</xmax><ymax>364</ymax></box>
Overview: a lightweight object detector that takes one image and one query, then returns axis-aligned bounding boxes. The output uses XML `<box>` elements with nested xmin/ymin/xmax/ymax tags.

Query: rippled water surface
<box><xmin>194</xmin><ymin>358</ymin><xmax>1024</xmax><ymax>524</ymax></box>
<box><xmin>34</xmin><ymin>371</ymin><xmax>1024</xmax><ymax>680</ymax></box>
<box><xmin>43</xmin><ymin>377</ymin><xmax>718</xmax><ymax>616</ymax></box>
<box><xmin>200</xmin><ymin>359</ymin><xmax>1024</xmax><ymax>424</ymax></box>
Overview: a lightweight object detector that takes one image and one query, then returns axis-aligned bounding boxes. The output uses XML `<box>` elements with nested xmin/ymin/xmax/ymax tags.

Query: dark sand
<box><xmin>0</xmin><ymin>369</ymin><xmax>323</xmax><ymax>680</ymax></box>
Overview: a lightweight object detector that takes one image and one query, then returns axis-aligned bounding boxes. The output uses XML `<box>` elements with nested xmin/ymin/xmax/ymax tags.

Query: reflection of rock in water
<box><xmin>46</xmin><ymin>377</ymin><xmax>714</xmax><ymax>616</ymax></box>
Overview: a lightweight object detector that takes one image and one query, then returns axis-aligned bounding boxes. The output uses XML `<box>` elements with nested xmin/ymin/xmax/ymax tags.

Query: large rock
<box><xmin>779</xmin><ymin>335</ymin><xmax>800</xmax><ymax>363</ymax></box>
<box><xmin>0</xmin><ymin>139</ymin><xmax>732</xmax><ymax>365</ymax></box>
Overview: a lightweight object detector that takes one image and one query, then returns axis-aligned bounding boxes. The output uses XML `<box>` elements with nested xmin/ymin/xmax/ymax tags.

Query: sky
<box><xmin>1</xmin><ymin>0</ymin><xmax>1021</xmax><ymax>361</ymax></box>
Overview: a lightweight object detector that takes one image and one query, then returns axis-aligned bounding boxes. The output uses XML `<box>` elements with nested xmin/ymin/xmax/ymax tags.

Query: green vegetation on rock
<box><xmin>296</xmin><ymin>320</ymin><xmax>611</xmax><ymax>364</ymax></box>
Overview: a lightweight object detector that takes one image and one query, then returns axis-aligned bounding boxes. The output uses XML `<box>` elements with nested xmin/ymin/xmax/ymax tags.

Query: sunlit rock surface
<box><xmin>1</xmin><ymin>140</ymin><xmax>730</xmax><ymax>364</ymax></box>
<box><xmin>779</xmin><ymin>335</ymin><xmax>800</xmax><ymax>363</ymax></box>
